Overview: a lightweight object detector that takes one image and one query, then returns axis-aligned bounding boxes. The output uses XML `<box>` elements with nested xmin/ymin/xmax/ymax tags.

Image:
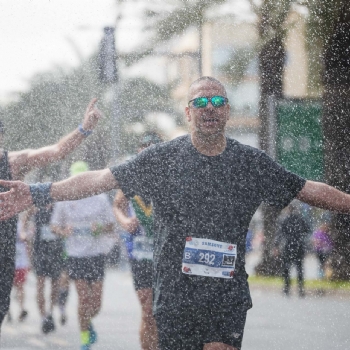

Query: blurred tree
<box><xmin>218</xmin><ymin>47</ymin><xmax>256</xmax><ymax>86</ymax></box>
<box><xmin>124</xmin><ymin>0</ymin><xmax>227</xmax><ymax>75</ymax></box>
<box><xmin>255</xmin><ymin>0</ymin><xmax>350</xmax><ymax>279</ymax></box>
<box><xmin>0</xmin><ymin>55</ymin><xmax>174</xmax><ymax>177</ymax></box>
<box><xmin>114</xmin><ymin>77</ymin><xmax>176</xmax><ymax>155</ymax></box>
<box><xmin>308</xmin><ymin>1</ymin><xmax>350</xmax><ymax>280</ymax></box>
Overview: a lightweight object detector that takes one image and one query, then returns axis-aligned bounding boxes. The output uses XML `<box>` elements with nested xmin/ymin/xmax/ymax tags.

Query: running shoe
<box><xmin>81</xmin><ymin>345</ymin><xmax>91</xmax><ymax>350</ymax></box>
<box><xmin>19</xmin><ymin>310</ymin><xmax>28</xmax><ymax>322</ymax></box>
<box><xmin>88</xmin><ymin>323</ymin><xmax>97</xmax><ymax>344</ymax></box>
<box><xmin>42</xmin><ymin>315</ymin><xmax>55</xmax><ymax>334</ymax></box>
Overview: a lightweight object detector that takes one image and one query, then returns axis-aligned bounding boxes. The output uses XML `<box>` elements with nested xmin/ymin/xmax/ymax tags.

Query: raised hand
<box><xmin>0</xmin><ymin>180</ymin><xmax>33</xmax><ymax>220</ymax></box>
<box><xmin>81</xmin><ymin>98</ymin><xmax>102</xmax><ymax>131</ymax></box>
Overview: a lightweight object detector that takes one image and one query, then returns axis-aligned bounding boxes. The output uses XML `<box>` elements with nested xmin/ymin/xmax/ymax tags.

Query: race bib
<box><xmin>182</xmin><ymin>237</ymin><xmax>237</xmax><ymax>279</ymax></box>
<box><xmin>40</xmin><ymin>225</ymin><xmax>57</xmax><ymax>241</ymax></box>
<box><xmin>132</xmin><ymin>236</ymin><xmax>153</xmax><ymax>261</ymax></box>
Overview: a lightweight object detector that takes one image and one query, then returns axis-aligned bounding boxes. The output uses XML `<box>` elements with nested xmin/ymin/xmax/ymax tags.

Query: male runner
<box><xmin>51</xmin><ymin>161</ymin><xmax>116</xmax><ymax>350</ymax></box>
<box><xmin>1</xmin><ymin>77</ymin><xmax>350</xmax><ymax>350</ymax></box>
<box><xmin>32</xmin><ymin>204</ymin><xmax>63</xmax><ymax>333</ymax></box>
<box><xmin>0</xmin><ymin>99</ymin><xmax>101</xmax><ymax>331</ymax></box>
<box><xmin>114</xmin><ymin>132</ymin><xmax>162</xmax><ymax>350</ymax></box>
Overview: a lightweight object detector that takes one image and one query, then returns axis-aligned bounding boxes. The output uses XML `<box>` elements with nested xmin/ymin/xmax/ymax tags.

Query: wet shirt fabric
<box><xmin>0</xmin><ymin>151</ymin><xmax>17</xmax><ymax>321</ymax></box>
<box><xmin>51</xmin><ymin>194</ymin><xmax>115</xmax><ymax>258</ymax></box>
<box><xmin>110</xmin><ymin>135</ymin><xmax>306</xmax><ymax>315</ymax></box>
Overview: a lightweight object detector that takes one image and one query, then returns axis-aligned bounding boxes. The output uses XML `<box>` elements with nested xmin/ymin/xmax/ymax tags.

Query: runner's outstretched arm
<box><xmin>0</xmin><ymin>168</ymin><xmax>118</xmax><ymax>220</ymax></box>
<box><xmin>8</xmin><ymin>98</ymin><xmax>101</xmax><ymax>179</ymax></box>
<box><xmin>297</xmin><ymin>180</ymin><xmax>350</xmax><ymax>213</ymax></box>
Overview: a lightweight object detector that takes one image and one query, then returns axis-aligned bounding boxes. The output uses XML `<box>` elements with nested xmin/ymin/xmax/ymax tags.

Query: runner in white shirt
<box><xmin>51</xmin><ymin>161</ymin><xmax>115</xmax><ymax>350</ymax></box>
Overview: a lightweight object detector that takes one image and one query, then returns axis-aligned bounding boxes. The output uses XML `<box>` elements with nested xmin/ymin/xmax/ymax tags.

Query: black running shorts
<box><xmin>130</xmin><ymin>259</ymin><xmax>153</xmax><ymax>291</ymax></box>
<box><xmin>156</xmin><ymin>304</ymin><xmax>248</xmax><ymax>350</ymax></box>
<box><xmin>33</xmin><ymin>240</ymin><xmax>63</xmax><ymax>280</ymax></box>
<box><xmin>67</xmin><ymin>255</ymin><xmax>105</xmax><ymax>282</ymax></box>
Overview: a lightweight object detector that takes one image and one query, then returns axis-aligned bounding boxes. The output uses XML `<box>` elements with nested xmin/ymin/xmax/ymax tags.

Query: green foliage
<box><xmin>119</xmin><ymin>78</ymin><xmax>173</xmax><ymax>124</ymax></box>
<box><xmin>116</xmin><ymin>77</ymin><xmax>176</xmax><ymax>155</ymax></box>
<box><xmin>218</xmin><ymin>47</ymin><xmax>256</xmax><ymax>86</ymax></box>
<box><xmin>1</xmin><ymin>56</ymin><xmax>103</xmax><ymax>152</ymax></box>
<box><xmin>150</xmin><ymin>0</ymin><xmax>226</xmax><ymax>42</ymax></box>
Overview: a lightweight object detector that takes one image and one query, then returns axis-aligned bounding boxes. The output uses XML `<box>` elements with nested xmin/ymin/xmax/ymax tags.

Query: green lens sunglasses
<box><xmin>188</xmin><ymin>95</ymin><xmax>228</xmax><ymax>108</ymax></box>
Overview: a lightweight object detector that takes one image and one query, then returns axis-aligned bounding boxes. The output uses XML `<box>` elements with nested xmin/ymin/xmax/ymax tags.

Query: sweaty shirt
<box><xmin>110</xmin><ymin>135</ymin><xmax>306</xmax><ymax>314</ymax></box>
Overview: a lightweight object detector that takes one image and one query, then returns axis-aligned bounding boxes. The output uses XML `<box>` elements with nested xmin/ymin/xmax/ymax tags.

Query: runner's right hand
<box><xmin>0</xmin><ymin>180</ymin><xmax>32</xmax><ymax>220</ymax></box>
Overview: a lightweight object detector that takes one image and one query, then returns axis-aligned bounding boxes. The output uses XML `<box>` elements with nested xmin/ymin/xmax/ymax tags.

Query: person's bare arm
<box><xmin>113</xmin><ymin>190</ymin><xmax>139</xmax><ymax>233</ymax></box>
<box><xmin>0</xmin><ymin>168</ymin><xmax>118</xmax><ymax>220</ymax></box>
<box><xmin>9</xmin><ymin>98</ymin><xmax>101</xmax><ymax>179</ymax></box>
<box><xmin>297</xmin><ymin>180</ymin><xmax>350</xmax><ymax>213</ymax></box>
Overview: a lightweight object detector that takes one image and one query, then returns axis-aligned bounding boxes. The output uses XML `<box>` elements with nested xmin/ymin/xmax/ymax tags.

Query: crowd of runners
<box><xmin>1</xmin><ymin>129</ymin><xmax>161</xmax><ymax>350</ymax></box>
<box><xmin>1</xmin><ymin>77</ymin><xmax>350</xmax><ymax>350</ymax></box>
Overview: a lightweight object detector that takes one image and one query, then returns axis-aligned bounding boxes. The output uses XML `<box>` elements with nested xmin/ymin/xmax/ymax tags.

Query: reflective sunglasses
<box><xmin>188</xmin><ymin>95</ymin><xmax>228</xmax><ymax>108</ymax></box>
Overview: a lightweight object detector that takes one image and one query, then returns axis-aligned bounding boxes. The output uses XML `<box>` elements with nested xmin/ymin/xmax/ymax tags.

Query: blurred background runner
<box><xmin>312</xmin><ymin>222</ymin><xmax>333</xmax><ymax>279</ymax></box>
<box><xmin>32</xmin><ymin>204</ymin><xmax>64</xmax><ymax>333</ymax></box>
<box><xmin>7</xmin><ymin>213</ymin><xmax>32</xmax><ymax>323</ymax></box>
<box><xmin>274</xmin><ymin>201</ymin><xmax>311</xmax><ymax>297</ymax></box>
<box><xmin>51</xmin><ymin>161</ymin><xmax>116</xmax><ymax>350</ymax></box>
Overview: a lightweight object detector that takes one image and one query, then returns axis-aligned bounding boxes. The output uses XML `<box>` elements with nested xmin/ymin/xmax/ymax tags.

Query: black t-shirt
<box><xmin>110</xmin><ymin>135</ymin><xmax>306</xmax><ymax>314</ymax></box>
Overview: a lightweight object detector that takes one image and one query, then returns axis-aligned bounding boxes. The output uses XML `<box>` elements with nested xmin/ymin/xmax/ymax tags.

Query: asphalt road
<box><xmin>2</xmin><ymin>267</ymin><xmax>350</xmax><ymax>350</ymax></box>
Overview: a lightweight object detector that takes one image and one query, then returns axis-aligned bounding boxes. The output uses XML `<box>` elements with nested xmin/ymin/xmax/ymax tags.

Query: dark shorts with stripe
<box><xmin>156</xmin><ymin>304</ymin><xmax>248</xmax><ymax>350</ymax></box>
<box><xmin>67</xmin><ymin>255</ymin><xmax>106</xmax><ymax>283</ymax></box>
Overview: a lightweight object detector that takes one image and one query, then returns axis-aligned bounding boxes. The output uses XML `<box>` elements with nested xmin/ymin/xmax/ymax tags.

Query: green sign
<box><xmin>276</xmin><ymin>100</ymin><xmax>323</xmax><ymax>181</ymax></box>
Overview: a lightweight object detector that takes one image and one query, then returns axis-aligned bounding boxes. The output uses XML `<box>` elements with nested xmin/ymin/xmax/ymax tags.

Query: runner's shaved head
<box><xmin>188</xmin><ymin>77</ymin><xmax>227</xmax><ymax>101</ymax></box>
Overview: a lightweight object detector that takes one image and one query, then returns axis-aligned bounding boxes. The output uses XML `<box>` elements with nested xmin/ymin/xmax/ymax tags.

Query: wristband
<box><xmin>78</xmin><ymin>124</ymin><xmax>93</xmax><ymax>137</ymax></box>
<box><xmin>29</xmin><ymin>182</ymin><xmax>53</xmax><ymax>207</ymax></box>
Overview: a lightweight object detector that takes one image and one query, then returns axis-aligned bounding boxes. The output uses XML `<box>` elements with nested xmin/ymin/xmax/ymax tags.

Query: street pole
<box><xmin>98</xmin><ymin>26</ymin><xmax>119</xmax><ymax>163</ymax></box>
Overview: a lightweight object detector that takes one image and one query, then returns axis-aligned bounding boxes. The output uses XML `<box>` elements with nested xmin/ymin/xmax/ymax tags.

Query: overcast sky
<box><xmin>0</xmin><ymin>0</ymin><xmax>256</xmax><ymax>104</ymax></box>
<box><xmin>0</xmin><ymin>0</ymin><xmax>122</xmax><ymax>103</ymax></box>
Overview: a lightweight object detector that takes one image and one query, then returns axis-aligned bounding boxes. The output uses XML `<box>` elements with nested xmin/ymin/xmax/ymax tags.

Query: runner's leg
<box><xmin>37</xmin><ymin>276</ymin><xmax>46</xmax><ymax>317</ymax></box>
<box><xmin>137</xmin><ymin>288</ymin><xmax>158</xmax><ymax>350</ymax></box>
<box><xmin>15</xmin><ymin>280</ymin><xmax>24</xmax><ymax>313</ymax></box>
<box><xmin>87</xmin><ymin>280</ymin><xmax>103</xmax><ymax>319</ymax></box>
<box><xmin>49</xmin><ymin>277</ymin><xmax>59</xmax><ymax>315</ymax></box>
<box><xmin>282</xmin><ymin>252</ymin><xmax>291</xmax><ymax>295</ymax></box>
<box><xmin>0</xmin><ymin>236</ymin><xmax>15</xmax><ymax>331</ymax></box>
<box><xmin>58</xmin><ymin>271</ymin><xmax>69</xmax><ymax>324</ymax></box>
<box><xmin>75</xmin><ymin>279</ymin><xmax>91</xmax><ymax>331</ymax></box>
<box><xmin>296</xmin><ymin>255</ymin><xmax>305</xmax><ymax>296</ymax></box>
